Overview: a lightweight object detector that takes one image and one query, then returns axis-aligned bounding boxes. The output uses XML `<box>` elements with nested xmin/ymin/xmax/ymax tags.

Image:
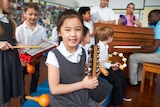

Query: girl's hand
<box><xmin>0</xmin><ymin>41</ymin><xmax>13</xmax><ymax>51</ymax></box>
<box><xmin>118</xmin><ymin>18</ymin><xmax>124</xmax><ymax>24</ymax></box>
<box><xmin>81</xmin><ymin>76</ymin><xmax>99</xmax><ymax>89</ymax></box>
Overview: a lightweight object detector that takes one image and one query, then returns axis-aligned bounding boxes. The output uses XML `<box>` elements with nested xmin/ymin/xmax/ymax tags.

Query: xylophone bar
<box><xmin>20</xmin><ymin>41</ymin><xmax>57</xmax><ymax>63</ymax></box>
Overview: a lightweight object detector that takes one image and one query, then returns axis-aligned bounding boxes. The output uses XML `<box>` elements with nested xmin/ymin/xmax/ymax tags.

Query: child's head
<box><xmin>57</xmin><ymin>9</ymin><xmax>84</xmax><ymax>48</ymax></box>
<box><xmin>23</xmin><ymin>3</ymin><xmax>39</xmax><ymax>25</ymax></box>
<box><xmin>81</xmin><ymin>26</ymin><xmax>90</xmax><ymax>46</ymax></box>
<box><xmin>78</xmin><ymin>7</ymin><xmax>91</xmax><ymax>22</ymax></box>
<box><xmin>97</xmin><ymin>26</ymin><xmax>114</xmax><ymax>43</ymax></box>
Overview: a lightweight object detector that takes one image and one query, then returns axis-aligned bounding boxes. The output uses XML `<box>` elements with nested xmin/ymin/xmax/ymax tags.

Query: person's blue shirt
<box><xmin>154</xmin><ymin>21</ymin><xmax>160</xmax><ymax>54</ymax></box>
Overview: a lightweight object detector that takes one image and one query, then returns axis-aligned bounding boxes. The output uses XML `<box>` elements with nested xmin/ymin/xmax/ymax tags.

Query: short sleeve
<box><xmin>45</xmin><ymin>51</ymin><xmax>59</xmax><ymax>68</ymax></box>
<box><xmin>154</xmin><ymin>22</ymin><xmax>160</xmax><ymax>39</ymax></box>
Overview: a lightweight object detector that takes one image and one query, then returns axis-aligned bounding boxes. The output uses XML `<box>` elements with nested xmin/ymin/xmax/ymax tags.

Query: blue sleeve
<box><xmin>154</xmin><ymin>22</ymin><xmax>160</xmax><ymax>39</ymax></box>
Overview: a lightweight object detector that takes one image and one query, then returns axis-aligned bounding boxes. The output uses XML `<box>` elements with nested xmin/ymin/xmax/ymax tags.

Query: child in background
<box><xmin>0</xmin><ymin>0</ymin><xmax>24</xmax><ymax>107</ymax></box>
<box><xmin>45</xmin><ymin>9</ymin><xmax>112</xmax><ymax>107</ymax></box>
<box><xmin>80</xmin><ymin>26</ymin><xmax>90</xmax><ymax>47</ymax></box>
<box><xmin>78</xmin><ymin>7</ymin><xmax>97</xmax><ymax>50</ymax></box>
<box><xmin>97</xmin><ymin>26</ymin><xmax>132</xmax><ymax>107</ymax></box>
<box><xmin>15</xmin><ymin>3</ymin><xmax>47</xmax><ymax>104</ymax></box>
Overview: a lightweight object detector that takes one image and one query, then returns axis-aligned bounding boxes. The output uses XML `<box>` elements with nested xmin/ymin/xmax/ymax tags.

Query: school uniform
<box><xmin>16</xmin><ymin>20</ymin><xmax>47</xmax><ymax>93</ymax></box>
<box><xmin>98</xmin><ymin>41</ymin><xmax>127</xmax><ymax>106</ymax></box>
<box><xmin>0</xmin><ymin>15</ymin><xmax>24</xmax><ymax>105</ymax></box>
<box><xmin>46</xmin><ymin>42</ymin><xmax>112</xmax><ymax>107</ymax></box>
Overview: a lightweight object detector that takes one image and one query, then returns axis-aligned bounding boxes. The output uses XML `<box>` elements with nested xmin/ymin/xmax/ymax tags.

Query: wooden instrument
<box><xmin>20</xmin><ymin>41</ymin><xmax>57</xmax><ymax>63</ymax></box>
<box><xmin>86</xmin><ymin>45</ymin><xmax>109</xmax><ymax>77</ymax></box>
<box><xmin>25</xmin><ymin>94</ymin><xmax>50</xmax><ymax>107</ymax></box>
<box><xmin>94</xmin><ymin>23</ymin><xmax>154</xmax><ymax>53</ymax></box>
<box><xmin>94</xmin><ymin>23</ymin><xmax>154</xmax><ymax>76</ymax></box>
<box><xmin>13</xmin><ymin>45</ymin><xmax>42</xmax><ymax>49</ymax></box>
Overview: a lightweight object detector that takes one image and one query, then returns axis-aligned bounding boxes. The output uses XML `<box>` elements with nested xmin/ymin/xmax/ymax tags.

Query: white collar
<box><xmin>58</xmin><ymin>42</ymin><xmax>82</xmax><ymax>57</ymax></box>
<box><xmin>0</xmin><ymin>14</ymin><xmax>9</xmax><ymax>23</ymax></box>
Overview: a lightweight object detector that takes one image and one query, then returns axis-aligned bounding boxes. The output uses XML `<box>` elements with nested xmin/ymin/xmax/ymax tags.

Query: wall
<box><xmin>140</xmin><ymin>7</ymin><xmax>160</xmax><ymax>27</ymax></box>
<box><xmin>24</xmin><ymin>0</ymin><xmax>160</xmax><ymax>27</ymax></box>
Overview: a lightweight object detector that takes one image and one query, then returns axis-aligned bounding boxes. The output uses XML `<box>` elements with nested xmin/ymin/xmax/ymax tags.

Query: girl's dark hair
<box><xmin>56</xmin><ymin>9</ymin><xmax>83</xmax><ymax>32</ymax></box>
<box><xmin>24</xmin><ymin>3</ymin><xmax>39</xmax><ymax>12</ymax></box>
<box><xmin>78</xmin><ymin>7</ymin><xmax>90</xmax><ymax>16</ymax></box>
<box><xmin>83</xmin><ymin>26</ymin><xmax>89</xmax><ymax>37</ymax></box>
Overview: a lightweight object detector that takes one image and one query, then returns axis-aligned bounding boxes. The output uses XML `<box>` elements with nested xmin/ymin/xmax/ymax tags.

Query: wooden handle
<box><xmin>92</xmin><ymin>45</ymin><xmax>99</xmax><ymax>76</ymax></box>
<box><xmin>99</xmin><ymin>63</ymin><xmax>109</xmax><ymax>76</ymax></box>
<box><xmin>13</xmin><ymin>45</ymin><xmax>42</xmax><ymax>49</ymax></box>
<box><xmin>25</xmin><ymin>96</ymin><xmax>35</xmax><ymax>100</ymax></box>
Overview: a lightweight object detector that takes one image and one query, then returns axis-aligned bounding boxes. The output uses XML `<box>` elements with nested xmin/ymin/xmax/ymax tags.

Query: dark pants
<box><xmin>100</xmin><ymin>68</ymin><xmax>126</xmax><ymax>106</ymax></box>
<box><xmin>23</xmin><ymin>62</ymin><xmax>40</xmax><ymax>94</ymax></box>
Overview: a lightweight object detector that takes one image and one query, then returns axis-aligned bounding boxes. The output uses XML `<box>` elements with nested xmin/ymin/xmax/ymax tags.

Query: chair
<box><xmin>140</xmin><ymin>62</ymin><xmax>160</xmax><ymax>93</ymax></box>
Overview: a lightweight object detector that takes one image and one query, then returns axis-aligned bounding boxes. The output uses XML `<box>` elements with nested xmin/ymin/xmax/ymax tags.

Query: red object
<box><xmin>20</xmin><ymin>42</ymin><xmax>57</xmax><ymax>63</ymax></box>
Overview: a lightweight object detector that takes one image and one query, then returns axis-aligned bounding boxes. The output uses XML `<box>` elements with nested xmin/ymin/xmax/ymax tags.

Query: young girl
<box><xmin>78</xmin><ymin>7</ymin><xmax>96</xmax><ymax>49</ymax></box>
<box><xmin>80</xmin><ymin>26</ymin><xmax>90</xmax><ymax>47</ymax></box>
<box><xmin>46</xmin><ymin>9</ymin><xmax>112</xmax><ymax>107</ymax></box>
<box><xmin>0</xmin><ymin>0</ymin><xmax>24</xmax><ymax>107</ymax></box>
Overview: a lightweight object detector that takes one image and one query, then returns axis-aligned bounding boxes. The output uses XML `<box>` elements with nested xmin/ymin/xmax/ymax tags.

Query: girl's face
<box><xmin>58</xmin><ymin>17</ymin><xmax>83</xmax><ymax>50</ymax></box>
<box><xmin>126</xmin><ymin>4</ymin><xmax>134</xmax><ymax>15</ymax></box>
<box><xmin>83</xmin><ymin>10</ymin><xmax>91</xmax><ymax>22</ymax></box>
<box><xmin>24</xmin><ymin>8</ymin><xmax>39</xmax><ymax>25</ymax></box>
<box><xmin>2</xmin><ymin>0</ymin><xmax>12</xmax><ymax>14</ymax></box>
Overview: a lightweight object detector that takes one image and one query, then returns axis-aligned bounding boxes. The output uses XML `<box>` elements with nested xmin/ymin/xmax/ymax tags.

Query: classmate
<box><xmin>118</xmin><ymin>3</ymin><xmax>141</xmax><ymax>27</ymax></box>
<box><xmin>129</xmin><ymin>9</ymin><xmax>160</xmax><ymax>85</ymax></box>
<box><xmin>0</xmin><ymin>0</ymin><xmax>24</xmax><ymax>107</ymax></box>
<box><xmin>90</xmin><ymin>0</ymin><xmax>116</xmax><ymax>24</ymax></box>
<box><xmin>78</xmin><ymin>7</ymin><xmax>96</xmax><ymax>46</ymax></box>
<box><xmin>97</xmin><ymin>26</ymin><xmax>132</xmax><ymax>107</ymax></box>
<box><xmin>51</xmin><ymin>26</ymin><xmax>59</xmax><ymax>45</ymax></box>
<box><xmin>15</xmin><ymin>3</ymin><xmax>47</xmax><ymax>104</ymax></box>
<box><xmin>80</xmin><ymin>26</ymin><xmax>90</xmax><ymax>47</ymax></box>
<box><xmin>45</xmin><ymin>9</ymin><xmax>112</xmax><ymax>107</ymax></box>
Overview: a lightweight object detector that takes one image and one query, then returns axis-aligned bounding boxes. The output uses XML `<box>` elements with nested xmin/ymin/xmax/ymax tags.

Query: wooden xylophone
<box><xmin>20</xmin><ymin>41</ymin><xmax>57</xmax><ymax>63</ymax></box>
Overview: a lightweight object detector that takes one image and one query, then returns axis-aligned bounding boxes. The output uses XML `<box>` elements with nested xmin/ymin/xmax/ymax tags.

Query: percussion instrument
<box><xmin>20</xmin><ymin>41</ymin><xmax>57</xmax><ymax>63</ymax></box>
<box><xmin>85</xmin><ymin>45</ymin><xmax>109</xmax><ymax>77</ymax></box>
<box><xmin>25</xmin><ymin>94</ymin><xmax>50</xmax><ymax>107</ymax></box>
